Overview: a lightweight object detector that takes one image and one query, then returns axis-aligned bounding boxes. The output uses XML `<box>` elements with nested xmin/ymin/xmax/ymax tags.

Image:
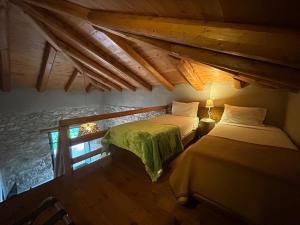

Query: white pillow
<box><xmin>172</xmin><ymin>101</ymin><xmax>199</xmax><ymax>118</ymax></box>
<box><xmin>220</xmin><ymin>104</ymin><xmax>267</xmax><ymax>126</ymax></box>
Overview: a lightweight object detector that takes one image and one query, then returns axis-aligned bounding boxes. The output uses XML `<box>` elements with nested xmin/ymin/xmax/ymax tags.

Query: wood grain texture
<box><xmin>0</xmin><ymin>0</ymin><xmax>11</xmax><ymax>92</ymax></box>
<box><xmin>64</xmin><ymin>69</ymin><xmax>79</xmax><ymax>92</ymax></box>
<box><xmin>0</xmin><ymin>147</ymin><xmax>245</xmax><ymax>225</ymax></box>
<box><xmin>36</xmin><ymin>42</ymin><xmax>57</xmax><ymax>92</ymax></box>
<box><xmin>104</xmin><ymin>31</ymin><xmax>174</xmax><ymax>91</ymax></box>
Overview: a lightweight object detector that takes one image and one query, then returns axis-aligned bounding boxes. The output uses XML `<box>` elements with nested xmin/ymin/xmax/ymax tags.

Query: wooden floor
<box><xmin>0</xmin><ymin>147</ymin><xmax>246</xmax><ymax>225</ymax></box>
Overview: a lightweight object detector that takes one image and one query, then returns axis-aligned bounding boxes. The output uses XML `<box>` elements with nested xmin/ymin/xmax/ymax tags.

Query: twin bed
<box><xmin>101</xmin><ymin>102</ymin><xmax>300</xmax><ymax>225</ymax></box>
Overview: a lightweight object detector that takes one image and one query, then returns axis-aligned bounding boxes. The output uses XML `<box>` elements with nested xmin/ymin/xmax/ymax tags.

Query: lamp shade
<box><xmin>205</xmin><ymin>99</ymin><xmax>214</xmax><ymax>108</ymax></box>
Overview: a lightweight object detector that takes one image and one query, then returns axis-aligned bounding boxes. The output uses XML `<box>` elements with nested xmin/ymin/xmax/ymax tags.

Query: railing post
<box><xmin>58</xmin><ymin>125</ymin><xmax>72</xmax><ymax>175</ymax></box>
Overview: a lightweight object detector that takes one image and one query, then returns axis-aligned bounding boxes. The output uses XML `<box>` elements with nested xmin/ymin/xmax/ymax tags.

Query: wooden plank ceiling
<box><xmin>3</xmin><ymin>0</ymin><xmax>300</xmax><ymax>92</ymax></box>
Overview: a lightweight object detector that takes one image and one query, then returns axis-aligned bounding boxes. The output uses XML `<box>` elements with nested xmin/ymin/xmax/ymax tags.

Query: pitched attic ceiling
<box><xmin>1</xmin><ymin>0</ymin><xmax>300</xmax><ymax>93</ymax></box>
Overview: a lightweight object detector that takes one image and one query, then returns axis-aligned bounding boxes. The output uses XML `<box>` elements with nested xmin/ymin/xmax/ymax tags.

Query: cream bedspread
<box><xmin>149</xmin><ymin>115</ymin><xmax>199</xmax><ymax>138</ymax></box>
<box><xmin>170</xmin><ymin>127</ymin><xmax>300</xmax><ymax>225</ymax></box>
<box><xmin>209</xmin><ymin>122</ymin><xmax>298</xmax><ymax>150</ymax></box>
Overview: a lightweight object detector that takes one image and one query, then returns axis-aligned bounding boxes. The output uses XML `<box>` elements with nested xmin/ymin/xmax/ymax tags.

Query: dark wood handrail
<box><xmin>59</xmin><ymin>105</ymin><xmax>168</xmax><ymax>126</ymax></box>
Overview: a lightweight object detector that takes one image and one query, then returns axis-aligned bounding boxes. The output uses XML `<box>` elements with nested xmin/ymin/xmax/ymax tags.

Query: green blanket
<box><xmin>101</xmin><ymin>120</ymin><xmax>183</xmax><ymax>181</ymax></box>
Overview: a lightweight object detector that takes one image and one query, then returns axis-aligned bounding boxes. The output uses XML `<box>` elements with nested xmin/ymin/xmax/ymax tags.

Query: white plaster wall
<box><xmin>104</xmin><ymin>82</ymin><xmax>288</xmax><ymax>127</ymax></box>
<box><xmin>284</xmin><ymin>92</ymin><xmax>300</xmax><ymax>147</ymax></box>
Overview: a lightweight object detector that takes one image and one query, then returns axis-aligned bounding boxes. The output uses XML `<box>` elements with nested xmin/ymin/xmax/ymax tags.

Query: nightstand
<box><xmin>197</xmin><ymin>118</ymin><xmax>216</xmax><ymax>139</ymax></box>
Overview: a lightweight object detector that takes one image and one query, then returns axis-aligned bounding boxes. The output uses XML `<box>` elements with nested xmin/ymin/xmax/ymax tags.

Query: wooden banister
<box><xmin>59</xmin><ymin>105</ymin><xmax>168</xmax><ymax>126</ymax></box>
<box><xmin>70</xmin><ymin>130</ymin><xmax>107</xmax><ymax>146</ymax></box>
<box><xmin>72</xmin><ymin>148</ymin><xmax>102</xmax><ymax>164</ymax></box>
<box><xmin>57</xmin><ymin>105</ymin><xmax>168</xmax><ymax>175</ymax></box>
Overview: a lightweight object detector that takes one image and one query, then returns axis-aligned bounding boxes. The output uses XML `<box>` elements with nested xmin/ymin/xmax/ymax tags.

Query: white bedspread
<box><xmin>209</xmin><ymin>122</ymin><xmax>298</xmax><ymax>150</ymax></box>
<box><xmin>149</xmin><ymin>115</ymin><xmax>199</xmax><ymax>138</ymax></box>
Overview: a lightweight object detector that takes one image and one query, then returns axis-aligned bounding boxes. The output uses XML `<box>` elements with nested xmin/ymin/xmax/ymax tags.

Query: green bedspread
<box><xmin>101</xmin><ymin>120</ymin><xmax>183</xmax><ymax>181</ymax></box>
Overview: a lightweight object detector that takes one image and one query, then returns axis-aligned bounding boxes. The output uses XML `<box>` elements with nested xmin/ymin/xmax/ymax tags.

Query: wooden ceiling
<box><xmin>1</xmin><ymin>0</ymin><xmax>300</xmax><ymax>93</ymax></box>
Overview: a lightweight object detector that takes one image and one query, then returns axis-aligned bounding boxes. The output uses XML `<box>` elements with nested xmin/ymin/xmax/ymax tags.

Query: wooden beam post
<box><xmin>85</xmin><ymin>83</ymin><xmax>93</xmax><ymax>93</ymax></box>
<box><xmin>64</xmin><ymin>69</ymin><xmax>79</xmax><ymax>92</ymax></box>
<box><xmin>103</xmin><ymin>31</ymin><xmax>174</xmax><ymax>91</ymax></box>
<box><xmin>56</xmin><ymin>125</ymin><xmax>72</xmax><ymax>176</ymax></box>
<box><xmin>36</xmin><ymin>42</ymin><xmax>57</xmax><ymax>92</ymax></box>
<box><xmin>0</xmin><ymin>0</ymin><xmax>11</xmax><ymax>92</ymax></box>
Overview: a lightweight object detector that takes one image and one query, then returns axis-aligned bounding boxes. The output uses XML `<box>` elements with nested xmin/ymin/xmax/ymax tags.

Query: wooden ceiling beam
<box><xmin>110</xmin><ymin>31</ymin><xmax>300</xmax><ymax>90</ymax></box>
<box><xmin>82</xmin><ymin>67</ymin><xmax>123</xmax><ymax>92</ymax></box>
<box><xmin>36</xmin><ymin>42</ymin><xmax>57</xmax><ymax>92</ymax></box>
<box><xmin>103</xmin><ymin>31</ymin><xmax>174</xmax><ymax>91</ymax></box>
<box><xmin>23</xmin><ymin>0</ymin><xmax>300</xmax><ymax>68</ymax></box>
<box><xmin>0</xmin><ymin>0</ymin><xmax>11</xmax><ymax>92</ymax></box>
<box><xmin>64</xmin><ymin>69</ymin><xmax>79</xmax><ymax>92</ymax></box>
<box><xmin>20</xmin><ymin>3</ymin><xmax>152</xmax><ymax>91</ymax></box>
<box><xmin>55</xmin><ymin>39</ymin><xmax>134</xmax><ymax>91</ymax></box>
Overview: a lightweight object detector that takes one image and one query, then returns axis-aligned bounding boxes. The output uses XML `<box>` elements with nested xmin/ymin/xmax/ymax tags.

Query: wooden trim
<box><xmin>57</xmin><ymin>126</ymin><xmax>72</xmax><ymax>175</ymax></box>
<box><xmin>83</xmin><ymin>67</ymin><xmax>123</xmax><ymax>91</ymax></box>
<box><xmin>104</xmin><ymin>31</ymin><xmax>174</xmax><ymax>91</ymax></box>
<box><xmin>22</xmin><ymin>3</ymin><xmax>152</xmax><ymax>91</ymax></box>
<box><xmin>59</xmin><ymin>105</ymin><xmax>168</xmax><ymax>127</ymax></box>
<box><xmin>70</xmin><ymin>130</ymin><xmax>107</xmax><ymax>146</ymax></box>
<box><xmin>109</xmin><ymin>31</ymin><xmax>300</xmax><ymax>89</ymax></box>
<box><xmin>85</xmin><ymin>83</ymin><xmax>93</xmax><ymax>93</ymax></box>
<box><xmin>36</xmin><ymin>42</ymin><xmax>57</xmax><ymax>92</ymax></box>
<box><xmin>64</xmin><ymin>69</ymin><xmax>79</xmax><ymax>92</ymax></box>
<box><xmin>0</xmin><ymin>1</ymin><xmax>11</xmax><ymax>92</ymax></box>
<box><xmin>72</xmin><ymin>148</ymin><xmax>102</xmax><ymax>164</ymax></box>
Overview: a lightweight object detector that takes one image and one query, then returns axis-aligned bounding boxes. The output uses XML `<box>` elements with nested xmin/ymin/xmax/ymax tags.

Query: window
<box><xmin>48</xmin><ymin>127</ymin><xmax>103</xmax><ymax>170</ymax></box>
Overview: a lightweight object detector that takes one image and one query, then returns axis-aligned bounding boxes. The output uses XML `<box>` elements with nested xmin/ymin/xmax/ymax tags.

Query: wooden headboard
<box><xmin>166</xmin><ymin>104</ymin><xmax>224</xmax><ymax>122</ymax></box>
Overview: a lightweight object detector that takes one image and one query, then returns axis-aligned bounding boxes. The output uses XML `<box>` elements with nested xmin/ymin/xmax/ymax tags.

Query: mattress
<box><xmin>149</xmin><ymin>115</ymin><xmax>199</xmax><ymax>138</ymax></box>
<box><xmin>209</xmin><ymin>122</ymin><xmax>298</xmax><ymax>150</ymax></box>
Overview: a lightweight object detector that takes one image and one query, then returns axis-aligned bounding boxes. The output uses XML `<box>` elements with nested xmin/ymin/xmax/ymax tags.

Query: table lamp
<box><xmin>205</xmin><ymin>99</ymin><xmax>214</xmax><ymax>119</ymax></box>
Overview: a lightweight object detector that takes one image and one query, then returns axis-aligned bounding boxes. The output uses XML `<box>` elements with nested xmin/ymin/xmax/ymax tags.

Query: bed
<box><xmin>102</xmin><ymin>102</ymin><xmax>200</xmax><ymax>181</ymax></box>
<box><xmin>170</xmin><ymin>114</ymin><xmax>300</xmax><ymax>225</ymax></box>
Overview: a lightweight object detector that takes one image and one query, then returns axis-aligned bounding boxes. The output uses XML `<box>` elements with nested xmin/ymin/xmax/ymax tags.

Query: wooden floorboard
<box><xmin>0</xmin><ymin>147</ymin><xmax>246</xmax><ymax>225</ymax></box>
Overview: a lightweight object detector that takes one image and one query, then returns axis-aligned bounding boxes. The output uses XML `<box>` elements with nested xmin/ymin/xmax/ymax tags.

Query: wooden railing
<box><xmin>57</xmin><ymin>105</ymin><xmax>168</xmax><ymax>175</ymax></box>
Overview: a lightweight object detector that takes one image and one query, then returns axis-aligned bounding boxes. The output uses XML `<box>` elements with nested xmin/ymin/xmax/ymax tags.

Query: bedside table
<box><xmin>197</xmin><ymin>118</ymin><xmax>216</xmax><ymax>139</ymax></box>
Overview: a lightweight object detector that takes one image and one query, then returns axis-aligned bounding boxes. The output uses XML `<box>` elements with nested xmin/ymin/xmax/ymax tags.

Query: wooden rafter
<box><xmin>36</xmin><ymin>42</ymin><xmax>57</xmax><ymax>92</ymax></box>
<box><xmin>0</xmin><ymin>0</ymin><xmax>11</xmax><ymax>92</ymax></box>
<box><xmin>20</xmin><ymin>3</ymin><xmax>152</xmax><ymax>91</ymax></box>
<box><xmin>82</xmin><ymin>67</ymin><xmax>122</xmax><ymax>91</ymax></box>
<box><xmin>177</xmin><ymin>60</ymin><xmax>204</xmax><ymax>91</ymax></box>
<box><xmin>103</xmin><ymin>31</ymin><xmax>174</xmax><ymax>91</ymax></box>
<box><xmin>64</xmin><ymin>69</ymin><xmax>79</xmax><ymax>92</ymax></box>
<box><xmin>24</xmin><ymin>0</ymin><xmax>300</xmax><ymax>69</ymax></box>
<box><xmin>90</xmin><ymin>79</ymin><xmax>111</xmax><ymax>91</ymax></box>
<box><xmin>108</xmin><ymin>31</ymin><xmax>300</xmax><ymax>90</ymax></box>
<box><xmin>56</xmin><ymin>39</ymin><xmax>134</xmax><ymax>91</ymax></box>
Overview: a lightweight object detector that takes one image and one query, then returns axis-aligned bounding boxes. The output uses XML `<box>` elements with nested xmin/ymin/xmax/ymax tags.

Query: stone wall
<box><xmin>0</xmin><ymin>105</ymin><xmax>102</xmax><ymax>196</ymax></box>
<box><xmin>102</xmin><ymin>105</ymin><xmax>166</xmax><ymax>130</ymax></box>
